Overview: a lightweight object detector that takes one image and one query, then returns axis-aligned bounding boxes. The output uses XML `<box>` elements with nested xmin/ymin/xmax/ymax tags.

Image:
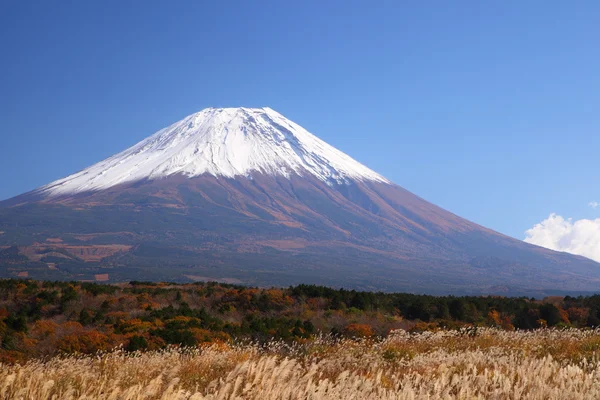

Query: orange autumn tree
<box><xmin>343</xmin><ymin>324</ymin><xmax>374</xmax><ymax>338</ymax></box>
<box><xmin>487</xmin><ymin>310</ymin><xmax>501</xmax><ymax>326</ymax></box>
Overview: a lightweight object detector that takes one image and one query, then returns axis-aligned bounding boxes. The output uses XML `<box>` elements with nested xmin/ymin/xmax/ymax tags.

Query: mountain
<box><xmin>33</xmin><ymin>107</ymin><xmax>389</xmax><ymax>198</ymax></box>
<box><xmin>1</xmin><ymin>107</ymin><xmax>599</xmax><ymax>295</ymax></box>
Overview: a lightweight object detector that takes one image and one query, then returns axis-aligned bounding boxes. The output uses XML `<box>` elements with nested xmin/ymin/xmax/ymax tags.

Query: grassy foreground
<box><xmin>2</xmin><ymin>328</ymin><xmax>600</xmax><ymax>399</ymax></box>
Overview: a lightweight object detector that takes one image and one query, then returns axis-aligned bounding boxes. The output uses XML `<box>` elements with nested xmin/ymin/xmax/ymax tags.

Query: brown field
<box><xmin>17</xmin><ymin>244</ymin><xmax>132</xmax><ymax>262</ymax></box>
<box><xmin>94</xmin><ymin>274</ymin><xmax>110</xmax><ymax>282</ymax></box>
<box><xmin>2</xmin><ymin>328</ymin><xmax>600</xmax><ymax>399</ymax></box>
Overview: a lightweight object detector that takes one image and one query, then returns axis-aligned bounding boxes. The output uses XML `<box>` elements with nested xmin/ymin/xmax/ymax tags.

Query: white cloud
<box><xmin>589</xmin><ymin>201</ymin><xmax>599</xmax><ymax>209</ymax></box>
<box><xmin>524</xmin><ymin>214</ymin><xmax>600</xmax><ymax>262</ymax></box>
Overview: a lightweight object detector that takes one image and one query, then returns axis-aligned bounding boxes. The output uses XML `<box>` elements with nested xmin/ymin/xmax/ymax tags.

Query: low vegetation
<box><xmin>3</xmin><ymin>329</ymin><xmax>600</xmax><ymax>399</ymax></box>
<box><xmin>3</xmin><ymin>279</ymin><xmax>600</xmax><ymax>398</ymax></box>
<box><xmin>2</xmin><ymin>279</ymin><xmax>600</xmax><ymax>363</ymax></box>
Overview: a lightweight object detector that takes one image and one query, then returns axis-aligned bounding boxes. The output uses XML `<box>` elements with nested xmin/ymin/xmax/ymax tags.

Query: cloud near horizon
<box><xmin>589</xmin><ymin>201</ymin><xmax>599</xmax><ymax>209</ymax></box>
<box><xmin>524</xmin><ymin>214</ymin><xmax>600</xmax><ymax>262</ymax></box>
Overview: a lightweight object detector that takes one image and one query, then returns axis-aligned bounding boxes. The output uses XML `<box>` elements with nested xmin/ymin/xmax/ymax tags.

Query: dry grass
<box><xmin>2</xmin><ymin>328</ymin><xmax>600</xmax><ymax>399</ymax></box>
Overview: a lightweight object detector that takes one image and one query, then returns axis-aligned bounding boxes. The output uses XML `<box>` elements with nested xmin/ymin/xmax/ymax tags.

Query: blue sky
<box><xmin>1</xmin><ymin>1</ymin><xmax>599</xmax><ymax>241</ymax></box>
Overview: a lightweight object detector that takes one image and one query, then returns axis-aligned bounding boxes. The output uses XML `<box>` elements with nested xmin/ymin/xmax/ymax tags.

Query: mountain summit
<box><xmin>40</xmin><ymin>107</ymin><xmax>386</xmax><ymax>197</ymax></box>
<box><xmin>1</xmin><ymin>108</ymin><xmax>599</xmax><ymax>295</ymax></box>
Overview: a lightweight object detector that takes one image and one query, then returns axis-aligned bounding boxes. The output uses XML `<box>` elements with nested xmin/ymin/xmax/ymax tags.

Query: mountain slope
<box><xmin>1</xmin><ymin>107</ymin><xmax>599</xmax><ymax>295</ymax></box>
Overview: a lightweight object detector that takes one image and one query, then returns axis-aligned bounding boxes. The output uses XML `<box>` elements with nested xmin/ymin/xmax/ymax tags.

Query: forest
<box><xmin>1</xmin><ymin>278</ymin><xmax>599</xmax><ymax>363</ymax></box>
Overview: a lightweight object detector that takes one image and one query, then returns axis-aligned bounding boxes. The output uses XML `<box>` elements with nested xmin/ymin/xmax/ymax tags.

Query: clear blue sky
<box><xmin>1</xmin><ymin>1</ymin><xmax>599</xmax><ymax>240</ymax></box>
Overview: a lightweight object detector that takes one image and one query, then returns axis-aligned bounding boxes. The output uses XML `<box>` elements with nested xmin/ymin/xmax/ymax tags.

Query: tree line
<box><xmin>1</xmin><ymin>279</ymin><xmax>599</xmax><ymax>362</ymax></box>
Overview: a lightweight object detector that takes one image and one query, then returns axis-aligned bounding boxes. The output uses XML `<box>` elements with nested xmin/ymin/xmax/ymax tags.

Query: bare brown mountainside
<box><xmin>2</xmin><ymin>173</ymin><xmax>599</xmax><ymax>295</ymax></box>
<box><xmin>1</xmin><ymin>107</ymin><xmax>598</xmax><ymax>294</ymax></box>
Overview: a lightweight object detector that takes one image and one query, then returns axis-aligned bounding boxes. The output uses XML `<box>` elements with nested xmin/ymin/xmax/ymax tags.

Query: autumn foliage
<box><xmin>1</xmin><ymin>279</ymin><xmax>600</xmax><ymax>361</ymax></box>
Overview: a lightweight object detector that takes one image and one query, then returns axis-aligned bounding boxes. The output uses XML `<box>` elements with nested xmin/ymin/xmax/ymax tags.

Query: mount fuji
<box><xmin>37</xmin><ymin>107</ymin><xmax>388</xmax><ymax>197</ymax></box>
<box><xmin>1</xmin><ymin>107</ymin><xmax>599</xmax><ymax>295</ymax></box>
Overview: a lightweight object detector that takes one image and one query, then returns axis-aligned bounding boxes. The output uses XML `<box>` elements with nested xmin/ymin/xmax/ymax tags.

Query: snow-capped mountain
<box><xmin>40</xmin><ymin>107</ymin><xmax>387</xmax><ymax>197</ymax></box>
<box><xmin>1</xmin><ymin>107</ymin><xmax>599</xmax><ymax>295</ymax></box>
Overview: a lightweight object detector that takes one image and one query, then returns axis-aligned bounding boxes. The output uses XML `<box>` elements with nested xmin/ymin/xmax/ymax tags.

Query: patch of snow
<box><xmin>39</xmin><ymin>107</ymin><xmax>389</xmax><ymax>196</ymax></box>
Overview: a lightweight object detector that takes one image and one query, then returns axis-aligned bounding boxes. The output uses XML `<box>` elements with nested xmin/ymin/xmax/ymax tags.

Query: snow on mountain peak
<box><xmin>39</xmin><ymin>107</ymin><xmax>389</xmax><ymax>196</ymax></box>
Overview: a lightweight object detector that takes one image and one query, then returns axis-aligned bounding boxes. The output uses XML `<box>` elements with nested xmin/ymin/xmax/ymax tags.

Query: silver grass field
<box><xmin>3</xmin><ymin>328</ymin><xmax>600</xmax><ymax>399</ymax></box>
